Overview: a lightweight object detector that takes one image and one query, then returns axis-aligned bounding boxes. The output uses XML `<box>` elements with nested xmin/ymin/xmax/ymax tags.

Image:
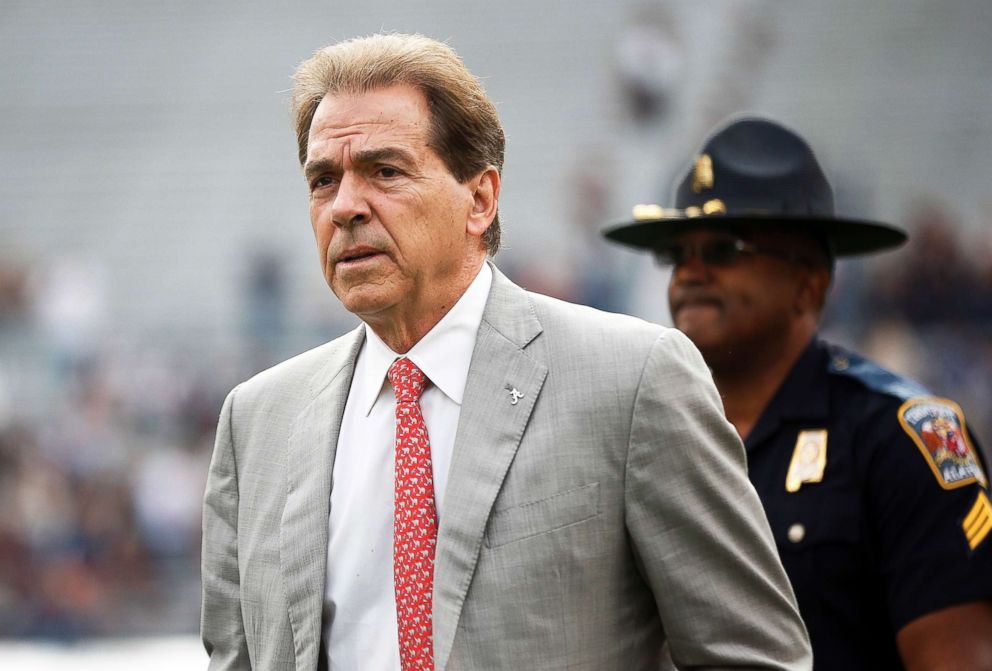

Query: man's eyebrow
<box><xmin>351</xmin><ymin>146</ymin><xmax>418</xmax><ymax>168</ymax></box>
<box><xmin>303</xmin><ymin>158</ymin><xmax>339</xmax><ymax>182</ymax></box>
<box><xmin>303</xmin><ymin>147</ymin><xmax>418</xmax><ymax>182</ymax></box>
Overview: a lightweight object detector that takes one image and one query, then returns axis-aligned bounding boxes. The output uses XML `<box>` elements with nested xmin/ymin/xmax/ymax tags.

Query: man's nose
<box><xmin>331</xmin><ymin>172</ymin><xmax>371</xmax><ymax>229</ymax></box>
<box><xmin>671</xmin><ymin>250</ymin><xmax>710</xmax><ymax>284</ymax></box>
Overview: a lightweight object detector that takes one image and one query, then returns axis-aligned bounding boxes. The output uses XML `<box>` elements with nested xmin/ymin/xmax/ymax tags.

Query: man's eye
<box><xmin>377</xmin><ymin>166</ymin><xmax>400</xmax><ymax>178</ymax></box>
<box><xmin>709</xmin><ymin>242</ymin><xmax>739</xmax><ymax>260</ymax></box>
<box><xmin>311</xmin><ymin>175</ymin><xmax>336</xmax><ymax>190</ymax></box>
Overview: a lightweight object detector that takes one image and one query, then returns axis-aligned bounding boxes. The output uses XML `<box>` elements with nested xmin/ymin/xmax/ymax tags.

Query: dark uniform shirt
<box><xmin>745</xmin><ymin>338</ymin><xmax>992</xmax><ymax>670</ymax></box>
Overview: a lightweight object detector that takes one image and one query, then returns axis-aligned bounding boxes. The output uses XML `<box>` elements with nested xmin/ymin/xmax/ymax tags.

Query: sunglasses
<box><xmin>652</xmin><ymin>237</ymin><xmax>813</xmax><ymax>267</ymax></box>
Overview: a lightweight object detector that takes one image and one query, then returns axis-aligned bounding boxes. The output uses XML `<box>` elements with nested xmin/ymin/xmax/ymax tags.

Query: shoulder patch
<box><xmin>827</xmin><ymin>345</ymin><xmax>930</xmax><ymax>400</ymax></box>
<box><xmin>898</xmin><ymin>397</ymin><xmax>988</xmax><ymax>489</ymax></box>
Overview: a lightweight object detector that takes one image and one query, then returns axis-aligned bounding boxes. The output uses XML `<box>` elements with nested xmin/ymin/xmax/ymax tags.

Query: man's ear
<box><xmin>466</xmin><ymin>167</ymin><xmax>500</xmax><ymax>238</ymax></box>
<box><xmin>796</xmin><ymin>266</ymin><xmax>832</xmax><ymax>315</ymax></box>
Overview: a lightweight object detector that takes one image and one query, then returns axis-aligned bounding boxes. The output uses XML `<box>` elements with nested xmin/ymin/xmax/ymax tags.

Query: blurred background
<box><xmin>2</xmin><ymin>0</ymin><xmax>991</xmax><ymax>665</ymax></box>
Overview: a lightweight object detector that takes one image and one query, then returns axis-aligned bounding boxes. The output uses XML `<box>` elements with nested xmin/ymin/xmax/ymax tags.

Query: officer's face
<box><xmin>665</xmin><ymin>229</ymin><xmax>825</xmax><ymax>371</ymax></box>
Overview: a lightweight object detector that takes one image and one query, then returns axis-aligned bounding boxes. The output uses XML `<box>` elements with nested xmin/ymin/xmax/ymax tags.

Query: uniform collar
<box><xmin>356</xmin><ymin>263</ymin><xmax>493</xmax><ymax>416</ymax></box>
<box><xmin>745</xmin><ymin>337</ymin><xmax>831</xmax><ymax>451</ymax></box>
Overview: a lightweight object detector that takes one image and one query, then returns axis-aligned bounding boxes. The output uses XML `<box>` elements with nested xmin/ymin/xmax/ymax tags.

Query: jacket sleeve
<box><xmin>201</xmin><ymin>385</ymin><xmax>253</xmax><ymax>669</ymax></box>
<box><xmin>624</xmin><ymin>329</ymin><xmax>812</xmax><ymax>670</ymax></box>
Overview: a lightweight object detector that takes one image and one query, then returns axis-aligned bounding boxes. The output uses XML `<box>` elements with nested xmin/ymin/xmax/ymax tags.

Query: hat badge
<box><xmin>692</xmin><ymin>153</ymin><xmax>714</xmax><ymax>193</ymax></box>
<box><xmin>602</xmin><ymin>117</ymin><xmax>908</xmax><ymax>256</ymax></box>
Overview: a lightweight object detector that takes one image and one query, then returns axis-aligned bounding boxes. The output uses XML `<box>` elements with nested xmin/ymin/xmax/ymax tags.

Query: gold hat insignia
<box><xmin>701</xmin><ymin>198</ymin><xmax>726</xmax><ymax>215</ymax></box>
<box><xmin>631</xmin><ymin>204</ymin><xmax>681</xmax><ymax>220</ymax></box>
<box><xmin>692</xmin><ymin>153</ymin><xmax>714</xmax><ymax>193</ymax></box>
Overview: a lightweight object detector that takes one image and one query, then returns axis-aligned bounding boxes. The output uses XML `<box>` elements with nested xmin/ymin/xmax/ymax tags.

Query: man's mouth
<box><xmin>673</xmin><ymin>295</ymin><xmax>722</xmax><ymax>315</ymax></box>
<box><xmin>337</xmin><ymin>246</ymin><xmax>384</xmax><ymax>265</ymax></box>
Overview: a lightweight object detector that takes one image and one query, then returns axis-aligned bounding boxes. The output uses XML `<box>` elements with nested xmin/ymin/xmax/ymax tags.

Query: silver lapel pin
<box><xmin>506</xmin><ymin>386</ymin><xmax>524</xmax><ymax>405</ymax></box>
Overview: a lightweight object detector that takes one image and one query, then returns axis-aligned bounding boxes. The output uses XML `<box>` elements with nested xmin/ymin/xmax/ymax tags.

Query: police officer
<box><xmin>603</xmin><ymin>117</ymin><xmax>992</xmax><ymax>669</ymax></box>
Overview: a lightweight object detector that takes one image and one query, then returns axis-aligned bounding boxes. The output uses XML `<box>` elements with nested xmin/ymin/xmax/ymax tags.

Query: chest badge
<box><xmin>785</xmin><ymin>429</ymin><xmax>828</xmax><ymax>493</ymax></box>
<box><xmin>897</xmin><ymin>397</ymin><xmax>987</xmax><ymax>489</ymax></box>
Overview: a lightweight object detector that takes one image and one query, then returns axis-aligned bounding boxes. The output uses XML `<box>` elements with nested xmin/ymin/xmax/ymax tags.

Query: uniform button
<box><xmin>787</xmin><ymin>523</ymin><xmax>805</xmax><ymax>543</ymax></box>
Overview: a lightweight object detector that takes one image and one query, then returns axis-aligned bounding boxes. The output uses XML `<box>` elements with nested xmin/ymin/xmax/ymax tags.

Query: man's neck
<box><xmin>712</xmin><ymin>331</ymin><xmax>815</xmax><ymax>441</ymax></box>
<box><xmin>365</xmin><ymin>257</ymin><xmax>487</xmax><ymax>354</ymax></box>
<box><xmin>367</xmin><ymin>308</ymin><xmax>452</xmax><ymax>354</ymax></box>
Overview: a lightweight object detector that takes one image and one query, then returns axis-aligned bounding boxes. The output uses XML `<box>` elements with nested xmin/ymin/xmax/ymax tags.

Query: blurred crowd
<box><xmin>829</xmin><ymin>199</ymin><xmax>992</xmax><ymax>445</ymax></box>
<box><xmin>0</xmin><ymin>259</ymin><xmax>229</xmax><ymax>639</ymax></box>
<box><xmin>0</xmin><ymin>198</ymin><xmax>989</xmax><ymax>641</ymax></box>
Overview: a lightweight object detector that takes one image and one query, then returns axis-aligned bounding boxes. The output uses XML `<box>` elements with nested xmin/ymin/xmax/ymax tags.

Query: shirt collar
<box><xmin>745</xmin><ymin>338</ymin><xmax>831</xmax><ymax>451</ymax></box>
<box><xmin>356</xmin><ymin>263</ymin><xmax>493</xmax><ymax>416</ymax></box>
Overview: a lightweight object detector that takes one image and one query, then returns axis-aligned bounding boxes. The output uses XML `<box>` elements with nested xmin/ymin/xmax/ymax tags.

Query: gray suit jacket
<box><xmin>202</xmin><ymin>266</ymin><xmax>810</xmax><ymax>670</ymax></box>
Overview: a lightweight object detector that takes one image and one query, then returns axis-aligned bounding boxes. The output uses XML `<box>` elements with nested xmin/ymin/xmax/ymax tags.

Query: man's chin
<box><xmin>674</xmin><ymin>310</ymin><xmax>720</xmax><ymax>341</ymax></box>
<box><xmin>332</xmin><ymin>284</ymin><xmax>398</xmax><ymax>319</ymax></box>
<box><xmin>673</xmin><ymin>321</ymin><xmax>727</xmax><ymax>359</ymax></box>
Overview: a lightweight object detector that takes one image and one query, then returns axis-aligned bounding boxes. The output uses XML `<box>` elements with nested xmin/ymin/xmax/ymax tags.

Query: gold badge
<box><xmin>963</xmin><ymin>490</ymin><xmax>991</xmax><ymax>550</ymax></box>
<box><xmin>631</xmin><ymin>204</ymin><xmax>665</xmax><ymax>220</ymax></box>
<box><xmin>701</xmin><ymin>198</ymin><xmax>726</xmax><ymax>215</ymax></box>
<box><xmin>786</xmin><ymin>429</ymin><xmax>828</xmax><ymax>493</ymax></box>
<box><xmin>692</xmin><ymin>153</ymin><xmax>714</xmax><ymax>193</ymax></box>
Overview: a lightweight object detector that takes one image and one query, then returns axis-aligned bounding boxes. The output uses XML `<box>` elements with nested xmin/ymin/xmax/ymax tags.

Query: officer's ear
<box><xmin>795</xmin><ymin>265</ymin><xmax>832</xmax><ymax>317</ymax></box>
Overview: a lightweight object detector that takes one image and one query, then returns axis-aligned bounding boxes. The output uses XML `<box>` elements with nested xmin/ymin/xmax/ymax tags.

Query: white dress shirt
<box><xmin>323</xmin><ymin>263</ymin><xmax>492</xmax><ymax>670</ymax></box>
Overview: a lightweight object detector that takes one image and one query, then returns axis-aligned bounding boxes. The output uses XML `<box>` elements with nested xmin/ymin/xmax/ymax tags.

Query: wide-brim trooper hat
<box><xmin>602</xmin><ymin>116</ymin><xmax>908</xmax><ymax>257</ymax></box>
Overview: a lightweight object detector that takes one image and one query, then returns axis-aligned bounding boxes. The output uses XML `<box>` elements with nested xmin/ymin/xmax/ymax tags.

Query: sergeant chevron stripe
<box><xmin>963</xmin><ymin>490</ymin><xmax>992</xmax><ymax>550</ymax></box>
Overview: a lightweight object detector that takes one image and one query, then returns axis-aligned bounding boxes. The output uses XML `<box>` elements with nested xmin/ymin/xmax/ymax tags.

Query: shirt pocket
<box><xmin>484</xmin><ymin>482</ymin><xmax>601</xmax><ymax>549</ymax></box>
<box><xmin>775</xmin><ymin>493</ymin><xmax>864</xmax><ymax>599</ymax></box>
<box><xmin>775</xmin><ymin>496</ymin><xmax>860</xmax><ymax>549</ymax></box>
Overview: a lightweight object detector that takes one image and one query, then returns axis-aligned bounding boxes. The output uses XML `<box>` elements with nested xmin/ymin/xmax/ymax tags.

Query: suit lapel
<box><xmin>281</xmin><ymin>326</ymin><xmax>364</xmax><ymax>670</ymax></box>
<box><xmin>433</xmin><ymin>267</ymin><xmax>548</xmax><ymax>670</ymax></box>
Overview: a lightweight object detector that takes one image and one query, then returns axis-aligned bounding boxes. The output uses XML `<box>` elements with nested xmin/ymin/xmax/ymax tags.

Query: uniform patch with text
<box><xmin>898</xmin><ymin>398</ymin><xmax>987</xmax><ymax>489</ymax></box>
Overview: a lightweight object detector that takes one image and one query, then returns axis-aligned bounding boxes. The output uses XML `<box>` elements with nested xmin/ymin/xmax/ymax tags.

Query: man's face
<box><xmin>665</xmin><ymin>229</ymin><xmax>818</xmax><ymax>370</ymax></box>
<box><xmin>304</xmin><ymin>84</ymin><xmax>486</xmax><ymax>327</ymax></box>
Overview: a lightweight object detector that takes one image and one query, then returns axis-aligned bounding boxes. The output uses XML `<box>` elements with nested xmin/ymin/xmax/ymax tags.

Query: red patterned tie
<box><xmin>388</xmin><ymin>357</ymin><xmax>437</xmax><ymax>670</ymax></box>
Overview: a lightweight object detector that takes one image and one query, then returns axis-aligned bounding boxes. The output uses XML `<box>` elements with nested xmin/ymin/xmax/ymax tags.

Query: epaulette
<box><xmin>825</xmin><ymin>343</ymin><xmax>931</xmax><ymax>401</ymax></box>
<box><xmin>827</xmin><ymin>344</ymin><xmax>988</xmax><ymax>494</ymax></box>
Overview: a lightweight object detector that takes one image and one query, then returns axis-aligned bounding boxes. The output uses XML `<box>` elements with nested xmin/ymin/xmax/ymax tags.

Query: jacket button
<box><xmin>787</xmin><ymin>523</ymin><xmax>805</xmax><ymax>543</ymax></box>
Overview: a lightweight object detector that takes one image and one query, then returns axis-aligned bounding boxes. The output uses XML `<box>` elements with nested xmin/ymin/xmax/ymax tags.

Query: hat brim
<box><xmin>602</xmin><ymin>214</ymin><xmax>908</xmax><ymax>257</ymax></box>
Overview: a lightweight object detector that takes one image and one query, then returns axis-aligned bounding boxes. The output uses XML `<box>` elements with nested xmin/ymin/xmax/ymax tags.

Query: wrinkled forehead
<box><xmin>305</xmin><ymin>85</ymin><xmax>434</xmax><ymax>163</ymax></box>
<box><xmin>310</xmin><ymin>84</ymin><xmax>431</xmax><ymax>137</ymax></box>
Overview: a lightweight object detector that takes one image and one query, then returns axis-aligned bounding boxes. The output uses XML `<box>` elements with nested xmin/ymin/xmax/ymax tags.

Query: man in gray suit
<box><xmin>201</xmin><ymin>33</ymin><xmax>810</xmax><ymax>670</ymax></box>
